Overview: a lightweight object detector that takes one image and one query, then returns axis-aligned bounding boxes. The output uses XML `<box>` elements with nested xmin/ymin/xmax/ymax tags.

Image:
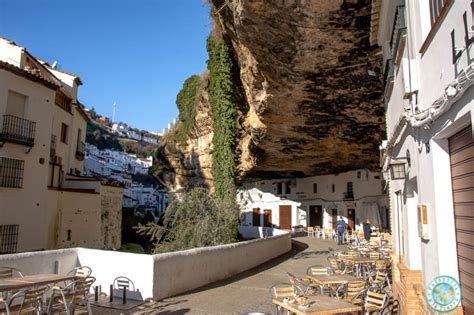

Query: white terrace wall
<box><xmin>0</xmin><ymin>227</ymin><xmax>291</xmax><ymax>301</ymax></box>
<box><xmin>152</xmin><ymin>227</ymin><xmax>291</xmax><ymax>299</ymax></box>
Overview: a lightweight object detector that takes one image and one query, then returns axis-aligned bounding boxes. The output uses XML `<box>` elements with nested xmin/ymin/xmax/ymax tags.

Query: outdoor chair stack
<box><xmin>0</xmin><ymin>285</ymin><xmax>49</xmax><ymax>315</ymax></box>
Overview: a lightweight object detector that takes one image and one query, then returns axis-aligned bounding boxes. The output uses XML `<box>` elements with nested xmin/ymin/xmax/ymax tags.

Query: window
<box><xmin>313</xmin><ymin>183</ymin><xmax>317</xmax><ymax>194</ymax></box>
<box><xmin>285</xmin><ymin>181</ymin><xmax>291</xmax><ymax>194</ymax></box>
<box><xmin>332</xmin><ymin>184</ymin><xmax>335</xmax><ymax>193</ymax></box>
<box><xmin>67</xmin><ymin>229</ymin><xmax>72</xmax><ymax>241</ymax></box>
<box><xmin>0</xmin><ymin>157</ymin><xmax>24</xmax><ymax>188</ymax></box>
<box><xmin>430</xmin><ymin>0</ymin><xmax>450</xmax><ymax>26</ymax></box>
<box><xmin>60</xmin><ymin>123</ymin><xmax>68</xmax><ymax>143</ymax></box>
<box><xmin>357</xmin><ymin>171</ymin><xmax>361</xmax><ymax>179</ymax></box>
<box><xmin>347</xmin><ymin>182</ymin><xmax>353</xmax><ymax>194</ymax></box>
<box><xmin>0</xmin><ymin>225</ymin><xmax>19</xmax><ymax>254</ymax></box>
<box><xmin>276</xmin><ymin>182</ymin><xmax>283</xmax><ymax>195</ymax></box>
<box><xmin>390</xmin><ymin>163</ymin><xmax>406</xmax><ymax>179</ymax></box>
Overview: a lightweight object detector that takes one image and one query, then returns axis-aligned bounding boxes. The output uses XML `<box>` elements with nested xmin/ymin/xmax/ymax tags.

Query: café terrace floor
<box><xmin>92</xmin><ymin>236</ymin><xmax>347</xmax><ymax>314</ymax></box>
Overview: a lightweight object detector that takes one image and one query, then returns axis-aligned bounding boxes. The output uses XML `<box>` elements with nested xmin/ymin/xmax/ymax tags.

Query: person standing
<box><xmin>363</xmin><ymin>219</ymin><xmax>372</xmax><ymax>242</ymax></box>
<box><xmin>336</xmin><ymin>216</ymin><xmax>347</xmax><ymax>245</ymax></box>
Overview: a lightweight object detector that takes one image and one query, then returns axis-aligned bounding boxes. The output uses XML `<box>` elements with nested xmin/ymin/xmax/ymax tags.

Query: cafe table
<box><xmin>272</xmin><ymin>294</ymin><xmax>362</xmax><ymax>314</ymax></box>
<box><xmin>0</xmin><ymin>274</ymin><xmax>78</xmax><ymax>293</ymax></box>
<box><xmin>306</xmin><ymin>274</ymin><xmax>359</xmax><ymax>295</ymax></box>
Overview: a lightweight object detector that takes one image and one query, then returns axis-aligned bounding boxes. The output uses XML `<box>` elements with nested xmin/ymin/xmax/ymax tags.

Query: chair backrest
<box><xmin>307</xmin><ymin>226</ymin><xmax>314</xmax><ymax>232</ymax></box>
<box><xmin>368</xmin><ymin>252</ymin><xmax>381</xmax><ymax>259</ymax></box>
<box><xmin>71</xmin><ymin>276</ymin><xmax>95</xmax><ymax>303</ymax></box>
<box><xmin>271</xmin><ymin>284</ymin><xmax>294</xmax><ymax>299</ymax></box>
<box><xmin>374</xmin><ymin>271</ymin><xmax>387</xmax><ymax>282</ymax></box>
<box><xmin>286</xmin><ymin>273</ymin><xmax>310</xmax><ymax>297</ymax></box>
<box><xmin>67</xmin><ymin>266</ymin><xmax>92</xmax><ymax>278</ymax></box>
<box><xmin>307</xmin><ymin>266</ymin><xmax>328</xmax><ymax>276</ymax></box>
<box><xmin>0</xmin><ymin>267</ymin><xmax>23</xmax><ymax>279</ymax></box>
<box><xmin>113</xmin><ymin>276</ymin><xmax>136</xmax><ymax>291</ymax></box>
<box><xmin>346</xmin><ymin>281</ymin><xmax>366</xmax><ymax>299</ymax></box>
<box><xmin>365</xmin><ymin>289</ymin><xmax>387</xmax><ymax>309</ymax></box>
<box><xmin>327</xmin><ymin>257</ymin><xmax>340</xmax><ymax>270</ymax></box>
<box><xmin>375</xmin><ymin>260</ymin><xmax>387</xmax><ymax>271</ymax></box>
<box><xmin>20</xmin><ymin>285</ymin><xmax>49</xmax><ymax>312</ymax></box>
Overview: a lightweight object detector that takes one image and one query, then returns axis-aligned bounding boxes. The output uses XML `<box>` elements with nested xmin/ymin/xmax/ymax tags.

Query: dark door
<box><xmin>264</xmin><ymin>209</ymin><xmax>272</xmax><ymax>227</ymax></box>
<box><xmin>348</xmin><ymin>209</ymin><xmax>356</xmax><ymax>230</ymax></box>
<box><xmin>332</xmin><ymin>209</ymin><xmax>338</xmax><ymax>229</ymax></box>
<box><xmin>252</xmin><ymin>208</ymin><xmax>261</xmax><ymax>226</ymax></box>
<box><xmin>449</xmin><ymin>125</ymin><xmax>474</xmax><ymax>314</ymax></box>
<box><xmin>309</xmin><ymin>205</ymin><xmax>323</xmax><ymax>228</ymax></box>
<box><xmin>279</xmin><ymin>205</ymin><xmax>292</xmax><ymax>229</ymax></box>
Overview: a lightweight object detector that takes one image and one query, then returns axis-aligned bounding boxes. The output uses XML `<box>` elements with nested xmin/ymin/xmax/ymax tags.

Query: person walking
<box><xmin>363</xmin><ymin>219</ymin><xmax>372</xmax><ymax>242</ymax></box>
<box><xmin>336</xmin><ymin>216</ymin><xmax>347</xmax><ymax>245</ymax></box>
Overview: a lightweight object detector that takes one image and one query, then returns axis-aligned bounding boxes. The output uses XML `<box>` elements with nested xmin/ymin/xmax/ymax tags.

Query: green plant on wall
<box><xmin>175</xmin><ymin>75</ymin><xmax>202</xmax><ymax>141</ymax></box>
<box><xmin>207</xmin><ymin>35</ymin><xmax>237</xmax><ymax>202</ymax></box>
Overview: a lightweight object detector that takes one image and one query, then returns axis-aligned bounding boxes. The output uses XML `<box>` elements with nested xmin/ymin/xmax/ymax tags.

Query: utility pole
<box><xmin>112</xmin><ymin>101</ymin><xmax>116</xmax><ymax>123</ymax></box>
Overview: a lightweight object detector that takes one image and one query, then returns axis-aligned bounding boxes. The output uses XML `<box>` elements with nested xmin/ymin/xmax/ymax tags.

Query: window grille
<box><xmin>0</xmin><ymin>157</ymin><xmax>24</xmax><ymax>188</ymax></box>
<box><xmin>0</xmin><ymin>225</ymin><xmax>19</xmax><ymax>254</ymax></box>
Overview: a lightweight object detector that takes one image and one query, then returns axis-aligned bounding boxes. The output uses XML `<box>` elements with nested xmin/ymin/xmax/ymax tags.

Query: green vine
<box><xmin>175</xmin><ymin>74</ymin><xmax>202</xmax><ymax>141</ymax></box>
<box><xmin>207</xmin><ymin>35</ymin><xmax>237</xmax><ymax>202</ymax></box>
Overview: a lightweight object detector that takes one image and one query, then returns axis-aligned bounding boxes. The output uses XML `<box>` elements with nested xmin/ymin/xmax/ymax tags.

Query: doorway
<box><xmin>309</xmin><ymin>205</ymin><xmax>323</xmax><ymax>228</ymax></box>
<box><xmin>331</xmin><ymin>209</ymin><xmax>338</xmax><ymax>229</ymax></box>
<box><xmin>252</xmin><ymin>208</ymin><xmax>261</xmax><ymax>226</ymax></box>
<box><xmin>347</xmin><ymin>209</ymin><xmax>356</xmax><ymax>230</ymax></box>
<box><xmin>279</xmin><ymin>205</ymin><xmax>292</xmax><ymax>229</ymax></box>
<box><xmin>263</xmin><ymin>209</ymin><xmax>272</xmax><ymax>227</ymax></box>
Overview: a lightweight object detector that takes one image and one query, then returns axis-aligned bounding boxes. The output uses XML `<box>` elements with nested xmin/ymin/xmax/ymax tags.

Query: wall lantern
<box><xmin>389</xmin><ymin>149</ymin><xmax>411</xmax><ymax>180</ymax></box>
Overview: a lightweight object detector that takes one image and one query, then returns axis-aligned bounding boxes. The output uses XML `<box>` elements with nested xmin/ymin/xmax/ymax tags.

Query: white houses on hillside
<box><xmin>239</xmin><ymin>169</ymin><xmax>388</xmax><ymax>232</ymax></box>
<box><xmin>376</xmin><ymin>1</ymin><xmax>473</xmax><ymax>313</ymax></box>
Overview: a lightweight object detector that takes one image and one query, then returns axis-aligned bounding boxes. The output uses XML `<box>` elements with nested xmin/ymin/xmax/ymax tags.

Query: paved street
<box><xmin>92</xmin><ymin>236</ymin><xmax>347</xmax><ymax>314</ymax></box>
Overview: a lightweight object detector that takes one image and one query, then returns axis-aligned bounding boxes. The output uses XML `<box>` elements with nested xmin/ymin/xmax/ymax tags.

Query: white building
<box><xmin>377</xmin><ymin>1</ymin><xmax>473</xmax><ymax>313</ymax></box>
<box><xmin>0</xmin><ymin>37</ymin><xmax>122</xmax><ymax>253</ymax></box>
<box><xmin>240</xmin><ymin>169</ymin><xmax>388</xmax><ymax>232</ymax></box>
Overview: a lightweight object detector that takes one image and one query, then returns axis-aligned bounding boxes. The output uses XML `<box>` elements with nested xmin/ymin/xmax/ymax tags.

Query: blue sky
<box><xmin>0</xmin><ymin>0</ymin><xmax>211</xmax><ymax>133</ymax></box>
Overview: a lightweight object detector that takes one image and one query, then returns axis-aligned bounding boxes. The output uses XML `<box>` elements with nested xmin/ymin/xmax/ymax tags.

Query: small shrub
<box><xmin>136</xmin><ymin>187</ymin><xmax>239</xmax><ymax>253</ymax></box>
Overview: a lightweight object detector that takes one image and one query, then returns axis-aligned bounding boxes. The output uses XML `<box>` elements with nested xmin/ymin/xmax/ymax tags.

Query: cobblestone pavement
<box><xmin>92</xmin><ymin>236</ymin><xmax>347</xmax><ymax>314</ymax></box>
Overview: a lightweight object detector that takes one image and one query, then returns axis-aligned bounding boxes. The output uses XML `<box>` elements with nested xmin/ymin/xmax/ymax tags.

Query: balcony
<box><xmin>343</xmin><ymin>191</ymin><xmax>354</xmax><ymax>200</ymax></box>
<box><xmin>389</xmin><ymin>5</ymin><xmax>407</xmax><ymax>66</ymax></box>
<box><xmin>75</xmin><ymin>140</ymin><xmax>85</xmax><ymax>160</ymax></box>
<box><xmin>50</xmin><ymin>135</ymin><xmax>57</xmax><ymax>158</ymax></box>
<box><xmin>0</xmin><ymin>115</ymin><xmax>36</xmax><ymax>148</ymax></box>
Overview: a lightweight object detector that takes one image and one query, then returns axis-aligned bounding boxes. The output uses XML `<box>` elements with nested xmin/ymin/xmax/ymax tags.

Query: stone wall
<box><xmin>100</xmin><ymin>184</ymin><xmax>123</xmax><ymax>249</ymax></box>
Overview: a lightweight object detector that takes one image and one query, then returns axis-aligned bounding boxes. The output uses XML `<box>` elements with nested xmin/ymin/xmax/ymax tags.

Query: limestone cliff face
<box><xmin>157</xmin><ymin>0</ymin><xmax>384</xmax><ymax>190</ymax></box>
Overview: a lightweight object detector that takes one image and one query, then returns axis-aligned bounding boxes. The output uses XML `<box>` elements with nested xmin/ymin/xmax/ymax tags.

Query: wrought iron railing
<box><xmin>343</xmin><ymin>192</ymin><xmax>354</xmax><ymax>200</ymax></box>
<box><xmin>389</xmin><ymin>5</ymin><xmax>407</xmax><ymax>64</ymax></box>
<box><xmin>76</xmin><ymin>140</ymin><xmax>85</xmax><ymax>160</ymax></box>
<box><xmin>0</xmin><ymin>157</ymin><xmax>24</xmax><ymax>188</ymax></box>
<box><xmin>0</xmin><ymin>115</ymin><xmax>36</xmax><ymax>147</ymax></box>
<box><xmin>50</xmin><ymin>135</ymin><xmax>57</xmax><ymax>158</ymax></box>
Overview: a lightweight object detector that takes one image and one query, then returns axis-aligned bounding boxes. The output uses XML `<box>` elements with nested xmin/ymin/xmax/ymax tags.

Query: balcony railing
<box><xmin>50</xmin><ymin>135</ymin><xmax>57</xmax><ymax>158</ymax></box>
<box><xmin>76</xmin><ymin>141</ymin><xmax>85</xmax><ymax>160</ymax></box>
<box><xmin>389</xmin><ymin>5</ymin><xmax>407</xmax><ymax>65</ymax></box>
<box><xmin>343</xmin><ymin>192</ymin><xmax>354</xmax><ymax>200</ymax></box>
<box><xmin>0</xmin><ymin>115</ymin><xmax>36</xmax><ymax>147</ymax></box>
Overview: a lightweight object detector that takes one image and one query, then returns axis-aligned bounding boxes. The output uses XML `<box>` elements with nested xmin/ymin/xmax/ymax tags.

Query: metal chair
<box><xmin>113</xmin><ymin>276</ymin><xmax>136</xmax><ymax>292</ymax></box>
<box><xmin>0</xmin><ymin>285</ymin><xmax>49</xmax><ymax>315</ymax></box>
<box><xmin>336</xmin><ymin>280</ymin><xmax>366</xmax><ymax>306</ymax></box>
<box><xmin>0</xmin><ymin>267</ymin><xmax>23</xmax><ymax>279</ymax></box>
<box><xmin>67</xmin><ymin>266</ymin><xmax>92</xmax><ymax>278</ymax></box>
<box><xmin>286</xmin><ymin>272</ymin><xmax>313</xmax><ymax>297</ymax></box>
<box><xmin>307</xmin><ymin>226</ymin><xmax>316</xmax><ymax>237</ymax></box>
<box><xmin>47</xmin><ymin>276</ymin><xmax>95</xmax><ymax>315</ymax></box>
<box><xmin>269</xmin><ymin>282</ymin><xmax>294</xmax><ymax>315</ymax></box>
<box><xmin>364</xmin><ymin>289</ymin><xmax>388</xmax><ymax>314</ymax></box>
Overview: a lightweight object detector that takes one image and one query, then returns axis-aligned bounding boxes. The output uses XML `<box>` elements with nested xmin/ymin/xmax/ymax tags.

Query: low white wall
<box><xmin>0</xmin><ymin>248</ymin><xmax>78</xmax><ymax>276</ymax></box>
<box><xmin>77</xmin><ymin>248</ymin><xmax>154</xmax><ymax>299</ymax></box>
<box><xmin>239</xmin><ymin>225</ymin><xmax>287</xmax><ymax>239</ymax></box>
<box><xmin>0</xmin><ymin>227</ymin><xmax>291</xmax><ymax>301</ymax></box>
<box><xmin>152</xmin><ymin>227</ymin><xmax>291</xmax><ymax>299</ymax></box>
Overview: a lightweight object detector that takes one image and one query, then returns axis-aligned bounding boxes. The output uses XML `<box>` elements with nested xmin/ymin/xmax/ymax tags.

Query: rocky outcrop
<box><xmin>157</xmin><ymin>0</ymin><xmax>384</xmax><ymax>191</ymax></box>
